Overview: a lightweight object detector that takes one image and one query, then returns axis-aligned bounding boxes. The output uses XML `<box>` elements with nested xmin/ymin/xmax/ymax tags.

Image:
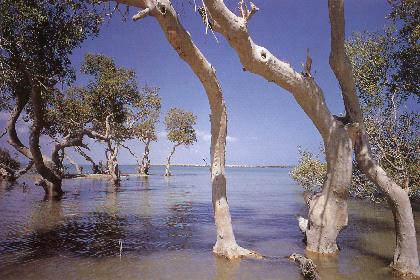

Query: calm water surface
<box><xmin>0</xmin><ymin>166</ymin><xmax>419</xmax><ymax>280</ymax></box>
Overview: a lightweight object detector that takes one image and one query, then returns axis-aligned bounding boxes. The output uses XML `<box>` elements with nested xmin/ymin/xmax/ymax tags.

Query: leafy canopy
<box><xmin>164</xmin><ymin>108</ymin><xmax>197</xmax><ymax>146</ymax></box>
<box><xmin>0</xmin><ymin>0</ymin><xmax>103</xmax><ymax>96</ymax></box>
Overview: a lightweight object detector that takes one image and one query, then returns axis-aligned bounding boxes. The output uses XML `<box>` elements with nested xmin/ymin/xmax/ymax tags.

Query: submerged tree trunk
<box><xmin>29</xmin><ymin>84</ymin><xmax>63</xmax><ymax>199</ymax></box>
<box><xmin>164</xmin><ymin>144</ymin><xmax>178</xmax><ymax>177</ymax></box>
<box><xmin>105</xmin><ymin>141</ymin><xmax>120</xmax><ymax>185</ymax></box>
<box><xmin>117</xmin><ymin>0</ymin><xmax>257</xmax><ymax>258</ymax></box>
<box><xmin>328</xmin><ymin>0</ymin><xmax>420</xmax><ymax>275</ymax></box>
<box><xmin>202</xmin><ymin>0</ymin><xmax>356</xmax><ymax>254</ymax></box>
<box><xmin>139</xmin><ymin>138</ymin><xmax>151</xmax><ymax>175</ymax></box>
<box><xmin>305</xmin><ymin>124</ymin><xmax>355</xmax><ymax>253</ymax></box>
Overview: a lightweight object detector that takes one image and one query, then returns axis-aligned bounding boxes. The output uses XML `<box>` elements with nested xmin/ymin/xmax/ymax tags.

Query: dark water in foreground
<box><xmin>0</xmin><ymin>166</ymin><xmax>419</xmax><ymax>280</ymax></box>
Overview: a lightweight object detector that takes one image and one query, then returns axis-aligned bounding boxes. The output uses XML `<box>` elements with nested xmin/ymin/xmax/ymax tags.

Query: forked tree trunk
<box><xmin>202</xmin><ymin>0</ymin><xmax>353</xmax><ymax>254</ymax></box>
<box><xmin>29</xmin><ymin>84</ymin><xmax>63</xmax><ymax>199</ymax></box>
<box><xmin>203</xmin><ymin>2</ymin><xmax>420</xmax><ymax>271</ymax></box>
<box><xmin>328</xmin><ymin>0</ymin><xmax>419</xmax><ymax>275</ymax></box>
<box><xmin>139</xmin><ymin>138</ymin><xmax>151</xmax><ymax>175</ymax></box>
<box><xmin>117</xmin><ymin>0</ymin><xmax>257</xmax><ymax>258</ymax></box>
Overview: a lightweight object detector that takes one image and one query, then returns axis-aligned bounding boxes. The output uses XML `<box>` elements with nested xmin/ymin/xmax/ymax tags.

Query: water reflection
<box><xmin>0</xmin><ymin>167</ymin><xmax>419</xmax><ymax>280</ymax></box>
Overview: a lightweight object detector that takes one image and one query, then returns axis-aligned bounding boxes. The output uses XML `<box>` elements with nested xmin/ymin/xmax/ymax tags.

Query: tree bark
<box><xmin>116</xmin><ymin>0</ymin><xmax>257</xmax><ymax>258</ymax></box>
<box><xmin>105</xmin><ymin>140</ymin><xmax>120</xmax><ymax>185</ymax></box>
<box><xmin>29</xmin><ymin>84</ymin><xmax>63</xmax><ymax>199</ymax></box>
<box><xmin>139</xmin><ymin>137</ymin><xmax>151</xmax><ymax>175</ymax></box>
<box><xmin>305</xmin><ymin>124</ymin><xmax>354</xmax><ymax>253</ymax></box>
<box><xmin>328</xmin><ymin>0</ymin><xmax>419</xmax><ymax>275</ymax></box>
<box><xmin>164</xmin><ymin>143</ymin><xmax>178</xmax><ymax>177</ymax></box>
<box><xmin>7</xmin><ymin>91</ymin><xmax>33</xmax><ymax>159</ymax></box>
<box><xmin>202</xmin><ymin>0</ymin><xmax>357</xmax><ymax>254</ymax></box>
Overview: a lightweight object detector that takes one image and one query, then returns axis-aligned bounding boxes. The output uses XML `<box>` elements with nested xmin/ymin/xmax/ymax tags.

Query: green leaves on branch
<box><xmin>164</xmin><ymin>108</ymin><xmax>197</xmax><ymax>147</ymax></box>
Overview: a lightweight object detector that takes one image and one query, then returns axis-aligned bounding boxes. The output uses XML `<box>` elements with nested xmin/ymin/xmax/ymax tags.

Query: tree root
<box><xmin>213</xmin><ymin>244</ymin><xmax>263</xmax><ymax>260</ymax></box>
<box><xmin>390</xmin><ymin>262</ymin><xmax>420</xmax><ymax>278</ymax></box>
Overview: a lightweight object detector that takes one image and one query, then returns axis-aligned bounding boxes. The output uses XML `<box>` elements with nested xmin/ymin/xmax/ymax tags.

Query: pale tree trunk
<box><xmin>328</xmin><ymin>0</ymin><xmax>419</xmax><ymax>275</ymax></box>
<box><xmin>29</xmin><ymin>84</ymin><xmax>63</xmax><ymax>199</ymax></box>
<box><xmin>202</xmin><ymin>0</ymin><xmax>357</xmax><ymax>254</ymax></box>
<box><xmin>105</xmin><ymin>141</ymin><xmax>120</xmax><ymax>185</ymax></box>
<box><xmin>116</xmin><ymin>0</ymin><xmax>257</xmax><ymax>258</ymax></box>
<box><xmin>139</xmin><ymin>138</ymin><xmax>151</xmax><ymax>175</ymax></box>
<box><xmin>164</xmin><ymin>144</ymin><xmax>178</xmax><ymax>177</ymax></box>
<box><xmin>305</xmin><ymin>125</ymin><xmax>356</xmax><ymax>253</ymax></box>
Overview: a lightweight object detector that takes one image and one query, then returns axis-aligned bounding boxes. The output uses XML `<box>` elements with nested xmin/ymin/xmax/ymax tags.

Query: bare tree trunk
<box><xmin>139</xmin><ymin>138</ymin><xmax>151</xmax><ymax>175</ymax></box>
<box><xmin>29</xmin><ymin>84</ymin><xmax>63</xmax><ymax>199</ymax></box>
<box><xmin>105</xmin><ymin>141</ymin><xmax>120</xmax><ymax>185</ymax></box>
<box><xmin>164</xmin><ymin>144</ymin><xmax>178</xmax><ymax>177</ymax></box>
<box><xmin>117</xmin><ymin>0</ymin><xmax>258</xmax><ymax>257</ymax></box>
<box><xmin>202</xmin><ymin>0</ymin><xmax>353</xmax><ymax>254</ymax></box>
<box><xmin>328</xmin><ymin>0</ymin><xmax>419</xmax><ymax>275</ymax></box>
<box><xmin>305</xmin><ymin>125</ymin><xmax>354</xmax><ymax>253</ymax></box>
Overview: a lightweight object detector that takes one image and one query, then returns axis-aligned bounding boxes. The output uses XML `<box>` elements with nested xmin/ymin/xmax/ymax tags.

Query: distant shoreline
<box><xmin>129</xmin><ymin>164</ymin><xmax>294</xmax><ymax>168</ymax></box>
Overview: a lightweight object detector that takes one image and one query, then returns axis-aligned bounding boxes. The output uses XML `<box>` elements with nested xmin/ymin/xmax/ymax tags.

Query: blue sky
<box><xmin>0</xmin><ymin>0</ymin><xmax>391</xmax><ymax>166</ymax></box>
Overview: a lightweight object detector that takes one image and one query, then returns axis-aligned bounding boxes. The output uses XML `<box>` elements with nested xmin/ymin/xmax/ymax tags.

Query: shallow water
<box><xmin>0</xmin><ymin>166</ymin><xmax>418</xmax><ymax>280</ymax></box>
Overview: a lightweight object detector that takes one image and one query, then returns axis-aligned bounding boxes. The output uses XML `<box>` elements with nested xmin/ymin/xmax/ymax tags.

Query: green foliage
<box><xmin>290</xmin><ymin>147</ymin><xmax>326</xmax><ymax>193</ymax></box>
<box><xmin>46</xmin><ymin>54</ymin><xmax>161</xmax><ymax>147</ymax></box>
<box><xmin>290</xmin><ymin>146</ymin><xmax>387</xmax><ymax>201</ymax></box>
<box><xmin>0</xmin><ymin>148</ymin><xmax>20</xmax><ymax>170</ymax></box>
<box><xmin>131</xmin><ymin>86</ymin><xmax>161</xmax><ymax>143</ymax></box>
<box><xmin>343</xmin><ymin>0</ymin><xmax>419</xmax><ymax>199</ymax></box>
<box><xmin>388</xmin><ymin>0</ymin><xmax>419</xmax><ymax>97</ymax></box>
<box><xmin>164</xmin><ymin>108</ymin><xmax>197</xmax><ymax>146</ymax></box>
<box><xmin>0</xmin><ymin>0</ymin><xmax>103</xmax><ymax>96</ymax></box>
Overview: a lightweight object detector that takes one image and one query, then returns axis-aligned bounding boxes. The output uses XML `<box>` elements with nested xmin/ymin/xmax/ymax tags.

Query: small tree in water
<box><xmin>131</xmin><ymin>86</ymin><xmax>161</xmax><ymax>175</ymax></box>
<box><xmin>164</xmin><ymin>108</ymin><xmax>197</xmax><ymax>176</ymax></box>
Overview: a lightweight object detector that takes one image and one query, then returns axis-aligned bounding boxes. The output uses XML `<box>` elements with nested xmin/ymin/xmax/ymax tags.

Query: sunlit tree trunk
<box><xmin>202</xmin><ymin>0</ymin><xmax>357</xmax><ymax>254</ymax></box>
<box><xmin>116</xmin><ymin>0</ymin><xmax>258</xmax><ymax>258</ymax></box>
<box><xmin>105</xmin><ymin>141</ymin><xmax>120</xmax><ymax>185</ymax></box>
<box><xmin>164</xmin><ymin>143</ymin><xmax>179</xmax><ymax>177</ymax></box>
<box><xmin>139</xmin><ymin>138</ymin><xmax>151</xmax><ymax>175</ymax></box>
<box><xmin>305</xmin><ymin>125</ymin><xmax>355</xmax><ymax>253</ymax></box>
<box><xmin>328</xmin><ymin>0</ymin><xmax>419</xmax><ymax>275</ymax></box>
